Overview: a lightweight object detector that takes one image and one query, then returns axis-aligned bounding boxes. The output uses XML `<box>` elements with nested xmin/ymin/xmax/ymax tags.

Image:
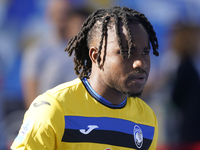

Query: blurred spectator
<box><xmin>20</xmin><ymin>0</ymin><xmax>89</xmax><ymax>109</ymax></box>
<box><xmin>65</xmin><ymin>8</ymin><xmax>90</xmax><ymax>40</ymax></box>
<box><xmin>171</xmin><ymin>23</ymin><xmax>200</xmax><ymax>148</ymax></box>
<box><xmin>159</xmin><ymin>22</ymin><xmax>200</xmax><ymax>149</ymax></box>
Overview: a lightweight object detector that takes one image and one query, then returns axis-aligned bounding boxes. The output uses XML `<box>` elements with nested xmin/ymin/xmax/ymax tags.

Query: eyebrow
<box><xmin>121</xmin><ymin>45</ymin><xmax>150</xmax><ymax>50</ymax></box>
<box><xmin>144</xmin><ymin>47</ymin><xmax>150</xmax><ymax>50</ymax></box>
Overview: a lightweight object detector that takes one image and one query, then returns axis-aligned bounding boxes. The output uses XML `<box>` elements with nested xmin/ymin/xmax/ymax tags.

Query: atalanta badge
<box><xmin>133</xmin><ymin>125</ymin><xmax>143</xmax><ymax>149</ymax></box>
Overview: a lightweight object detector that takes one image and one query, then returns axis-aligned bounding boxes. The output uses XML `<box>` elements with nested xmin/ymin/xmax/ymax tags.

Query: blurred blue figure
<box><xmin>0</xmin><ymin>0</ymin><xmax>38</xmax><ymax>148</ymax></box>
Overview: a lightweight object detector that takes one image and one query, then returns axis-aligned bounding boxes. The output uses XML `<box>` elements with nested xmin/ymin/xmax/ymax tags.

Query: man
<box><xmin>11</xmin><ymin>6</ymin><xmax>159</xmax><ymax>150</ymax></box>
<box><xmin>170</xmin><ymin>23</ymin><xmax>200</xmax><ymax>149</ymax></box>
<box><xmin>21</xmin><ymin>0</ymin><xmax>77</xmax><ymax>109</ymax></box>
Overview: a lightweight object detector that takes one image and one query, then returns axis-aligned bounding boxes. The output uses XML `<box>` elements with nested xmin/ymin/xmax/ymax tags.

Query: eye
<box><xmin>120</xmin><ymin>51</ymin><xmax>129</xmax><ymax>55</ymax></box>
<box><xmin>142</xmin><ymin>50</ymin><xmax>150</xmax><ymax>55</ymax></box>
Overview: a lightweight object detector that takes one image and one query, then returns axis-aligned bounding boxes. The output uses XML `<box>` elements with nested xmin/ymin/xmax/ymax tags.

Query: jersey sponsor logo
<box><xmin>14</xmin><ymin>119</ymin><xmax>34</xmax><ymax>143</ymax></box>
<box><xmin>33</xmin><ymin>100</ymin><xmax>51</xmax><ymax>107</ymax></box>
<box><xmin>79</xmin><ymin>125</ymin><xmax>99</xmax><ymax>134</ymax></box>
<box><xmin>133</xmin><ymin>125</ymin><xmax>143</xmax><ymax>149</ymax></box>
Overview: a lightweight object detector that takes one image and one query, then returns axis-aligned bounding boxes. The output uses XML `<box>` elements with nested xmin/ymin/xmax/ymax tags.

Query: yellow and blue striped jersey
<box><xmin>11</xmin><ymin>78</ymin><xmax>158</xmax><ymax>150</ymax></box>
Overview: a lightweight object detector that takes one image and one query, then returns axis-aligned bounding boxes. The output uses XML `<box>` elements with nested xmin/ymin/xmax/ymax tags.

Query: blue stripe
<box><xmin>64</xmin><ymin>116</ymin><xmax>155</xmax><ymax>140</ymax></box>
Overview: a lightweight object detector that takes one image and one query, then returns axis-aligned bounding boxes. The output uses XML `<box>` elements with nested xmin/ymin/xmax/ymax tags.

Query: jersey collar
<box><xmin>81</xmin><ymin>77</ymin><xmax>127</xmax><ymax>109</ymax></box>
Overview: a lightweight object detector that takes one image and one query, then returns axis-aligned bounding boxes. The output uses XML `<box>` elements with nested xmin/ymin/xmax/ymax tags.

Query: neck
<box><xmin>87</xmin><ymin>75</ymin><xmax>127</xmax><ymax>105</ymax></box>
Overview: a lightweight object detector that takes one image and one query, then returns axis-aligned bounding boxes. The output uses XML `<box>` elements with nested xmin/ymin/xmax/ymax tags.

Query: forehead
<box><xmin>107</xmin><ymin>21</ymin><xmax>149</xmax><ymax>47</ymax></box>
<box><xmin>89</xmin><ymin>19</ymin><xmax>149</xmax><ymax>49</ymax></box>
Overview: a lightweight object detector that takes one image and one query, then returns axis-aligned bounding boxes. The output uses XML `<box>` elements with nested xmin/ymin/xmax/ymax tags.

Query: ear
<box><xmin>89</xmin><ymin>47</ymin><xmax>99</xmax><ymax>67</ymax></box>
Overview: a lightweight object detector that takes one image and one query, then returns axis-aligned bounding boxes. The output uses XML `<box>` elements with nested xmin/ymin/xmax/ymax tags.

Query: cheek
<box><xmin>142</xmin><ymin>55</ymin><xmax>151</xmax><ymax>72</ymax></box>
<box><xmin>103</xmin><ymin>58</ymin><xmax>125</xmax><ymax>79</ymax></box>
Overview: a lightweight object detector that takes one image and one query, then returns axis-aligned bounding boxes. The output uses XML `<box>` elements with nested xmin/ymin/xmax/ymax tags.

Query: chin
<box><xmin>126</xmin><ymin>90</ymin><xmax>143</xmax><ymax>98</ymax></box>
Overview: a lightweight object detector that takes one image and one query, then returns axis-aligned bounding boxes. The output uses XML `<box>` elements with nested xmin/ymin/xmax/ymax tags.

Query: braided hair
<box><xmin>65</xmin><ymin>6</ymin><xmax>159</xmax><ymax>78</ymax></box>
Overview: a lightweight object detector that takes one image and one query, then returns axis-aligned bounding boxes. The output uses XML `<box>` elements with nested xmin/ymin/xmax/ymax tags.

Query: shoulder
<box><xmin>11</xmin><ymin>92</ymin><xmax>66</xmax><ymax>149</ymax></box>
<box><xmin>25</xmin><ymin>78</ymin><xmax>82</xmax><ymax>115</ymax></box>
<box><xmin>25</xmin><ymin>79</ymin><xmax>83</xmax><ymax>126</ymax></box>
<box><xmin>127</xmin><ymin>97</ymin><xmax>157</xmax><ymax>125</ymax></box>
<box><xmin>128</xmin><ymin>97</ymin><xmax>158</xmax><ymax>148</ymax></box>
<box><xmin>47</xmin><ymin>78</ymin><xmax>82</xmax><ymax>96</ymax></box>
<box><xmin>129</xmin><ymin>97</ymin><xmax>155</xmax><ymax>111</ymax></box>
<box><xmin>25</xmin><ymin>79</ymin><xmax>83</xmax><ymax>128</ymax></box>
<box><xmin>42</xmin><ymin>78</ymin><xmax>84</xmax><ymax>108</ymax></box>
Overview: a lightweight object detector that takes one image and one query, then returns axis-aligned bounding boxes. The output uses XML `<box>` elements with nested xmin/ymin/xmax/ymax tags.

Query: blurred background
<box><xmin>0</xmin><ymin>0</ymin><xmax>200</xmax><ymax>149</ymax></box>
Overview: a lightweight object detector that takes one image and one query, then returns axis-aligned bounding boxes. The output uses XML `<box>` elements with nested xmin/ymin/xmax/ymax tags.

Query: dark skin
<box><xmin>88</xmin><ymin>21</ymin><xmax>150</xmax><ymax>105</ymax></box>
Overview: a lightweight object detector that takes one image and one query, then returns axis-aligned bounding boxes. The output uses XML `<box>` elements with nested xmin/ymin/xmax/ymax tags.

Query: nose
<box><xmin>132</xmin><ymin>57</ymin><xmax>148</xmax><ymax>69</ymax></box>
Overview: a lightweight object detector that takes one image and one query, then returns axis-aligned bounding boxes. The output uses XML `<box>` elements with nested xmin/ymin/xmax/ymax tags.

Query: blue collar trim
<box><xmin>81</xmin><ymin>77</ymin><xmax>127</xmax><ymax>109</ymax></box>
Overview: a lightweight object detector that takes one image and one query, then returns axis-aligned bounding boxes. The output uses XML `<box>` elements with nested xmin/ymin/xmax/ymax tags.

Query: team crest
<box><xmin>133</xmin><ymin>125</ymin><xmax>143</xmax><ymax>149</ymax></box>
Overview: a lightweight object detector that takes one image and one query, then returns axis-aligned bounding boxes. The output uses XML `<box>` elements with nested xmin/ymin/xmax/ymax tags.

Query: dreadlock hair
<box><xmin>65</xmin><ymin>6</ymin><xmax>159</xmax><ymax>79</ymax></box>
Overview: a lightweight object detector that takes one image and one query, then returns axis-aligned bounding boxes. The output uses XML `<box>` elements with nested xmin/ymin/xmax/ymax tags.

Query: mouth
<box><xmin>131</xmin><ymin>76</ymin><xmax>146</xmax><ymax>85</ymax></box>
<box><xmin>129</xmin><ymin>72</ymin><xmax>147</xmax><ymax>85</ymax></box>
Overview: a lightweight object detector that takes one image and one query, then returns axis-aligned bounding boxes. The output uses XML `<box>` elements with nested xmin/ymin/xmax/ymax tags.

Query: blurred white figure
<box><xmin>21</xmin><ymin>0</ymin><xmax>82</xmax><ymax>109</ymax></box>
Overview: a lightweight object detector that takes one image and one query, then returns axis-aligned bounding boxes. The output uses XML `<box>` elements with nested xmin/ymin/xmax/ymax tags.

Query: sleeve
<box><xmin>10</xmin><ymin>93</ymin><xmax>65</xmax><ymax>150</ymax></box>
<box><xmin>148</xmin><ymin>112</ymin><xmax>159</xmax><ymax>150</ymax></box>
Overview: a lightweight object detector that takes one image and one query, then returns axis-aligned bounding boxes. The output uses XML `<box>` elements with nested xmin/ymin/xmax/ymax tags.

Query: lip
<box><xmin>129</xmin><ymin>73</ymin><xmax>147</xmax><ymax>85</ymax></box>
